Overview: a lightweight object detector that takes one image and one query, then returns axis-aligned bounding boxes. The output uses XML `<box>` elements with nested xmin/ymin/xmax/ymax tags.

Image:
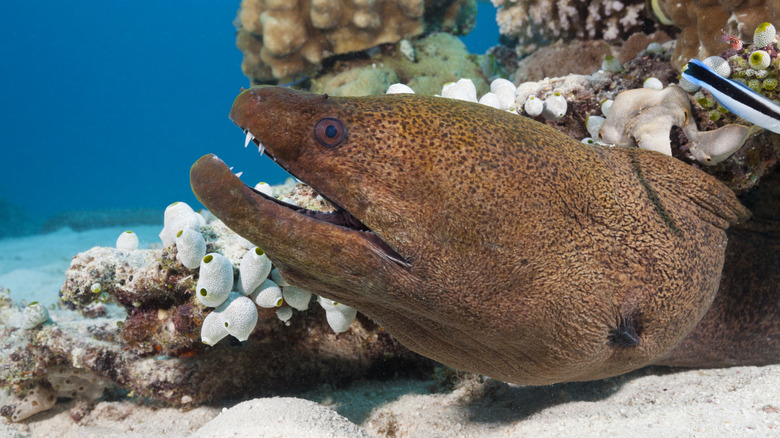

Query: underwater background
<box><xmin>0</xmin><ymin>1</ymin><xmax>498</xmax><ymax>239</ymax></box>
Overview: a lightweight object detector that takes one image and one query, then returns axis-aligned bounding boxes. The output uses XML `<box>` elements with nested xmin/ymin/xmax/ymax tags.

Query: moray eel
<box><xmin>190</xmin><ymin>86</ymin><xmax>778</xmax><ymax>385</ymax></box>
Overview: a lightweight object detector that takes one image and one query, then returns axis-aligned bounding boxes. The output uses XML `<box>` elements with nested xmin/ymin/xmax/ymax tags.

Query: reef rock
<box><xmin>0</xmin><ymin>188</ymin><xmax>433</xmax><ymax>421</ymax></box>
<box><xmin>491</xmin><ymin>0</ymin><xmax>662</xmax><ymax>56</ymax></box>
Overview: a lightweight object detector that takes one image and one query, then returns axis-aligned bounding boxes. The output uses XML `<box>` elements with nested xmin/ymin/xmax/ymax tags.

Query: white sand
<box><xmin>1</xmin><ymin>228</ymin><xmax>778</xmax><ymax>437</ymax></box>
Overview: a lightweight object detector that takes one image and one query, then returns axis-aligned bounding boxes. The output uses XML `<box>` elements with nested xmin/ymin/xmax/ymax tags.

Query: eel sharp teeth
<box><xmin>244</xmin><ymin>132</ymin><xmax>255</xmax><ymax>148</ymax></box>
<box><xmin>228</xmin><ymin>166</ymin><xmax>243</xmax><ymax>178</ymax></box>
<box><xmin>257</xmin><ymin>141</ymin><xmax>266</xmax><ymax>156</ymax></box>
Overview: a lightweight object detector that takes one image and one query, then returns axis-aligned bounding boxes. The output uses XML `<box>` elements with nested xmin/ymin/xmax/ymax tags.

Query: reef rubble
<box><xmin>0</xmin><ymin>183</ymin><xmax>433</xmax><ymax>423</ymax></box>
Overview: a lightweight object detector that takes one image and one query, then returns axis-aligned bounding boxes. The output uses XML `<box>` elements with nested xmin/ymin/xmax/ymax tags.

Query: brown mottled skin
<box><xmin>190</xmin><ymin>86</ymin><xmax>777</xmax><ymax>385</ymax></box>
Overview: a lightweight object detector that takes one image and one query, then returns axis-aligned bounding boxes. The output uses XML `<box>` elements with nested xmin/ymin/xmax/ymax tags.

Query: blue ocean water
<box><xmin>0</xmin><ymin>1</ymin><xmax>498</xmax><ymax>234</ymax></box>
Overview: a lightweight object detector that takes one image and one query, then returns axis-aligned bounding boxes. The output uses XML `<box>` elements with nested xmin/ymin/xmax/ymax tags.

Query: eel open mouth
<box><xmin>235</xmin><ymin>127</ymin><xmax>411</xmax><ymax>268</ymax></box>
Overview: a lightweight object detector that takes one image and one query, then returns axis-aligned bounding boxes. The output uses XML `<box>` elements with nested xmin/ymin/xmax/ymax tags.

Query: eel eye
<box><xmin>314</xmin><ymin>117</ymin><xmax>346</xmax><ymax>148</ymax></box>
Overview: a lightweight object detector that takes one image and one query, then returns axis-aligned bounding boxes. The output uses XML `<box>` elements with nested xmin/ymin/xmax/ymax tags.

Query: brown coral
<box><xmin>237</xmin><ymin>0</ymin><xmax>425</xmax><ymax>82</ymax></box>
<box><xmin>236</xmin><ymin>0</ymin><xmax>476</xmax><ymax>83</ymax></box>
<box><xmin>651</xmin><ymin>0</ymin><xmax>780</xmax><ymax>69</ymax></box>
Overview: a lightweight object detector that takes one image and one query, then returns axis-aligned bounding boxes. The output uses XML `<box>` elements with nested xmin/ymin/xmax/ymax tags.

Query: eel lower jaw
<box><xmin>239</xmin><ymin>129</ymin><xmax>411</xmax><ymax>268</ymax></box>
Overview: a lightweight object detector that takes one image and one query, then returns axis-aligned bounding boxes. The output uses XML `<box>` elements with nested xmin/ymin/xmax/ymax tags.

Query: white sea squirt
<box><xmin>542</xmin><ymin>92</ymin><xmax>567</xmax><ymax>121</ymax></box>
<box><xmin>23</xmin><ymin>302</ymin><xmax>50</xmax><ymax>330</ymax></box>
<box><xmin>175</xmin><ymin>228</ymin><xmax>206</xmax><ymax>269</ymax></box>
<box><xmin>282</xmin><ymin>285</ymin><xmax>312</xmax><ymax>311</ymax></box>
<box><xmin>643</xmin><ymin>77</ymin><xmax>663</xmax><ymax>90</ymax></box>
<box><xmin>195</xmin><ymin>253</ymin><xmax>234</xmax><ymax>307</ymax></box>
<box><xmin>524</xmin><ymin>95</ymin><xmax>543</xmax><ymax>117</ymax></box>
<box><xmin>753</xmin><ymin>22</ymin><xmax>776</xmax><ymax>48</ymax></box>
<box><xmin>586</xmin><ymin>116</ymin><xmax>606</xmax><ymax>140</ymax></box>
<box><xmin>222</xmin><ymin>294</ymin><xmax>259</xmax><ymax>341</ymax></box>
<box><xmin>238</xmin><ymin>247</ymin><xmax>272</xmax><ymax>295</ymax></box>
<box><xmin>253</xmin><ymin>182</ymin><xmax>274</xmax><ymax>197</ymax></box>
<box><xmin>276</xmin><ymin>306</ymin><xmax>293</xmax><ymax>323</ymax></box>
<box><xmin>160</xmin><ymin>201</ymin><xmax>201</xmax><ymax>247</ymax></box>
<box><xmin>201</xmin><ymin>304</ymin><xmax>229</xmax><ymax>346</ymax></box>
<box><xmin>318</xmin><ymin>297</ymin><xmax>358</xmax><ymax>333</ymax></box>
<box><xmin>478</xmin><ymin>92</ymin><xmax>501</xmax><ymax>109</ymax></box>
<box><xmin>601</xmin><ymin>99</ymin><xmax>614</xmax><ymax>117</ymax></box>
<box><xmin>116</xmin><ymin>231</ymin><xmax>139</xmax><ymax>251</ymax></box>
<box><xmin>441</xmin><ymin>78</ymin><xmax>477</xmax><ymax>102</ymax></box>
<box><xmin>386</xmin><ymin>83</ymin><xmax>415</xmax><ymax>94</ymax></box>
<box><xmin>271</xmin><ymin>268</ymin><xmax>290</xmax><ymax>287</ymax></box>
<box><xmin>490</xmin><ymin>78</ymin><xmax>517</xmax><ymax>111</ymax></box>
<box><xmin>251</xmin><ymin>278</ymin><xmax>284</xmax><ymax>308</ymax></box>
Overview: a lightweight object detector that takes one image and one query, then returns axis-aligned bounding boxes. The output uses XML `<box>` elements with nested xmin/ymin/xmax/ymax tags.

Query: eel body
<box><xmin>190</xmin><ymin>86</ymin><xmax>778</xmax><ymax>385</ymax></box>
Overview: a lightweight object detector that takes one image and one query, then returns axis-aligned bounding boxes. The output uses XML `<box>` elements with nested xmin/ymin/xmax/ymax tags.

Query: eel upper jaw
<box><xmin>239</xmin><ymin>127</ymin><xmax>411</xmax><ymax>269</ymax></box>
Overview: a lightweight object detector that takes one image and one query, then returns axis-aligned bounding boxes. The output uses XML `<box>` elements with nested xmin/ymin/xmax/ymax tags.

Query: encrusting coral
<box><xmin>235</xmin><ymin>0</ymin><xmax>477</xmax><ymax>82</ymax></box>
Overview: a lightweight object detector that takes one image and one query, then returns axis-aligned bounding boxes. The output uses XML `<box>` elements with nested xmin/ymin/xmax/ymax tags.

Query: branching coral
<box><xmin>491</xmin><ymin>0</ymin><xmax>652</xmax><ymax>56</ymax></box>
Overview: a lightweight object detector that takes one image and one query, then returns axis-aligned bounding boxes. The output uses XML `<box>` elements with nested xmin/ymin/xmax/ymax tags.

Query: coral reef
<box><xmin>511</xmin><ymin>32</ymin><xmax>673</xmax><ymax>83</ymax></box>
<box><xmin>508</xmin><ymin>42</ymin><xmax>780</xmax><ymax>193</ymax></box>
<box><xmin>0</xmin><ymin>183</ymin><xmax>433</xmax><ymax>422</ymax></box>
<box><xmin>311</xmin><ymin>32</ymin><xmax>488</xmax><ymax>97</ymax></box>
<box><xmin>650</xmin><ymin>0</ymin><xmax>780</xmax><ymax>69</ymax></box>
<box><xmin>235</xmin><ymin>0</ymin><xmax>477</xmax><ymax>83</ymax></box>
<box><xmin>491</xmin><ymin>0</ymin><xmax>660</xmax><ymax>57</ymax></box>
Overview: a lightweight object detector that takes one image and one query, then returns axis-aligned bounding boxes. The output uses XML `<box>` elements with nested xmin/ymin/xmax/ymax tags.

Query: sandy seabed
<box><xmin>1</xmin><ymin>226</ymin><xmax>778</xmax><ymax>437</ymax></box>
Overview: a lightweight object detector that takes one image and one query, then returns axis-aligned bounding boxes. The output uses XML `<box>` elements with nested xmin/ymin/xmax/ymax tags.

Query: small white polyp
<box><xmin>195</xmin><ymin>253</ymin><xmax>234</xmax><ymax>307</ymax></box>
<box><xmin>542</xmin><ymin>93</ymin><xmax>567</xmax><ymax>121</ymax></box>
<box><xmin>176</xmin><ymin>228</ymin><xmax>206</xmax><ymax>269</ymax></box>
<box><xmin>238</xmin><ymin>247</ymin><xmax>272</xmax><ymax>295</ymax></box>
<box><xmin>585</xmin><ymin>116</ymin><xmax>606</xmax><ymax>140</ymax></box>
